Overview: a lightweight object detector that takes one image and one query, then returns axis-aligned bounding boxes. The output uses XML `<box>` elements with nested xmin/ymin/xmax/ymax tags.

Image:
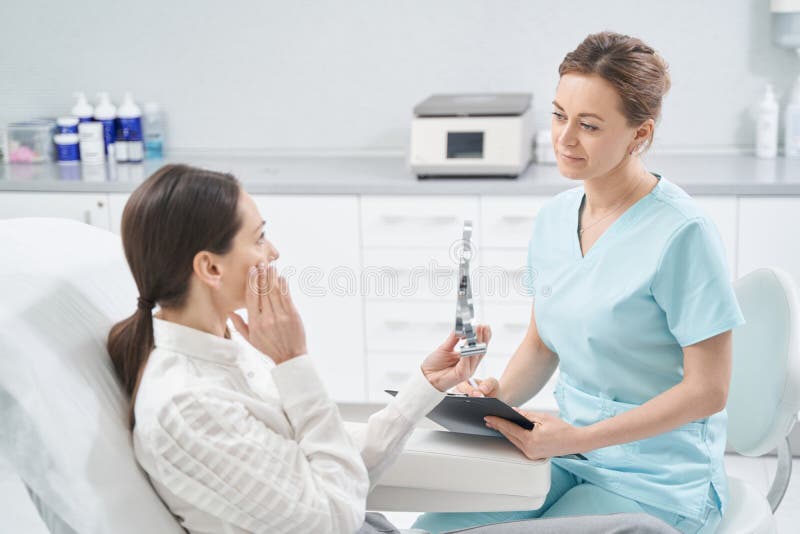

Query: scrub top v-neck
<box><xmin>526</xmin><ymin>173</ymin><xmax>745</xmax><ymax>522</ymax></box>
<box><xmin>573</xmin><ymin>177</ymin><xmax>658</xmax><ymax>260</ymax></box>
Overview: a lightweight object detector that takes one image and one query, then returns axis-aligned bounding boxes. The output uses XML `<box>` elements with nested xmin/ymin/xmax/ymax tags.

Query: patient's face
<box><xmin>217</xmin><ymin>191</ymin><xmax>279</xmax><ymax>312</ymax></box>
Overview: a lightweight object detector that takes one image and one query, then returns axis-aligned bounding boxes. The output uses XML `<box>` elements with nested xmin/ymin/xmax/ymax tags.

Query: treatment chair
<box><xmin>716</xmin><ymin>267</ymin><xmax>800</xmax><ymax>534</ymax></box>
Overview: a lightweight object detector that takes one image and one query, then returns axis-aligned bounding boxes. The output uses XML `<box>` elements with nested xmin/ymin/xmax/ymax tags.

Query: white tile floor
<box><xmin>1</xmin><ymin>454</ymin><xmax>798</xmax><ymax>532</ymax></box>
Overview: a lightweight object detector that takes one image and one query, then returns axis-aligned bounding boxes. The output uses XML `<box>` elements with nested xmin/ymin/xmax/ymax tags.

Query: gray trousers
<box><xmin>358</xmin><ymin>512</ymin><xmax>680</xmax><ymax>534</ymax></box>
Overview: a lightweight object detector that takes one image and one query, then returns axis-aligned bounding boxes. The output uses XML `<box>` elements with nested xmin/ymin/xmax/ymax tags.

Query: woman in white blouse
<box><xmin>106</xmin><ymin>164</ymin><xmax>490</xmax><ymax>534</ymax></box>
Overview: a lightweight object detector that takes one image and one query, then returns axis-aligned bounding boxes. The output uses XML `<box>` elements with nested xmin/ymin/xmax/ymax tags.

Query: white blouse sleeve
<box><xmin>149</xmin><ymin>355</ymin><xmax>369</xmax><ymax>534</ymax></box>
<box><xmin>349</xmin><ymin>368</ymin><xmax>446</xmax><ymax>488</ymax></box>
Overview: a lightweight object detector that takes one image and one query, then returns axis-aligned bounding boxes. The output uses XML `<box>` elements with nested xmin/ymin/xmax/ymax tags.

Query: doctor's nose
<box><xmin>557</xmin><ymin>123</ymin><xmax>579</xmax><ymax>148</ymax></box>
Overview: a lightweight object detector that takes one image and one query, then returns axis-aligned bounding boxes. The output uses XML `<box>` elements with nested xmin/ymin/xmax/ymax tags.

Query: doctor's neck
<box><xmin>581</xmin><ymin>156</ymin><xmax>654</xmax><ymax>214</ymax></box>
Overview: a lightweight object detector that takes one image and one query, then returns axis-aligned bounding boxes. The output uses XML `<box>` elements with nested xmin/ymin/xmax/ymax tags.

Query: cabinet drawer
<box><xmin>361</xmin><ymin>196</ymin><xmax>479</xmax><ymax>248</ymax></box>
<box><xmin>367</xmin><ymin>352</ymin><xmax>425</xmax><ymax>402</ymax></box>
<box><xmin>738</xmin><ymin>197</ymin><xmax>800</xmax><ymax>285</ymax></box>
<box><xmin>481</xmin><ymin>196</ymin><xmax>548</xmax><ymax>248</ymax></box>
<box><xmin>365</xmin><ymin>300</ymin><xmax>454</xmax><ymax>352</ymax></box>
<box><xmin>482</xmin><ymin>301</ymin><xmax>532</xmax><ymax>355</ymax></box>
<box><xmin>0</xmin><ymin>192</ymin><xmax>110</xmax><ymax>230</ymax></box>
<box><xmin>362</xmin><ymin>248</ymin><xmax>474</xmax><ymax>301</ymax></box>
<box><xmin>478</xmin><ymin>249</ymin><xmax>532</xmax><ymax>303</ymax></box>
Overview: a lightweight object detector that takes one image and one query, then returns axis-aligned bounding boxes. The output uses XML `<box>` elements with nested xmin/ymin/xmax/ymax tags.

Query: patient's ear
<box><xmin>193</xmin><ymin>251</ymin><xmax>222</xmax><ymax>289</ymax></box>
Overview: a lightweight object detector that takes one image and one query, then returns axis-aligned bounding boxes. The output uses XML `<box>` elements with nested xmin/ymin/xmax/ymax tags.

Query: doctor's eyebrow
<box><xmin>254</xmin><ymin>220</ymin><xmax>266</xmax><ymax>234</ymax></box>
<box><xmin>552</xmin><ymin>101</ymin><xmax>605</xmax><ymax>122</ymax></box>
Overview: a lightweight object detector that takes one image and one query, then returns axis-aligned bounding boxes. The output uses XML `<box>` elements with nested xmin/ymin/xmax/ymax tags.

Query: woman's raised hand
<box><xmin>229</xmin><ymin>262</ymin><xmax>307</xmax><ymax>365</ymax></box>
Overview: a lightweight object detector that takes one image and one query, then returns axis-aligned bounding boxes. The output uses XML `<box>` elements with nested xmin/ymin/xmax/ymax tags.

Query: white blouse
<box><xmin>133</xmin><ymin>317</ymin><xmax>445</xmax><ymax>534</ymax></box>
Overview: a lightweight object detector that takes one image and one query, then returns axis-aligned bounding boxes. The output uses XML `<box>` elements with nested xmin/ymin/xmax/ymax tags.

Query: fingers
<box><xmin>479</xmin><ymin>377</ymin><xmax>499</xmax><ymax>396</ymax></box>
<box><xmin>485</xmin><ymin>416</ymin><xmax>527</xmax><ymax>442</ymax></box>
<box><xmin>454</xmin><ymin>381</ymin><xmax>475</xmax><ymax>395</ymax></box>
<box><xmin>277</xmin><ymin>275</ymin><xmax>297</xmax><ymax>313</ymax></box>
<box><xmin>228</xmin><ymin>312</ymin><xmax>249</xmax><ymax>339</ymax></box>
<box><xmin>494</xmin><ymin>425</ymin><xmax>526</xmax><ymax>453</ymax></box>
<box><xmin>258</xmin><ymin>263</ymin><xmax>276</xmax><ymax>316</ymax></box>
<box><xmin>439</xmin><ymin>331</ymin><xmax>461</xmax><ymax>351</ymax></box>
<box><xmin>263</xmin><ymin>265</ymin><xmax>284</xmax><ymax>314</ymax></box>
<box><xmin>512</xmin><ymin>407</ymin><xmax>547</xmax><ymax>424</ymax></box>
<box><xmin>476</xmin><ymin>324</ymin><xmax>492</xmax><ymax>345</ymax></box>
<box><xmin>485</xmin><ymin>417</ymin><xmax>529</xmax><ymax>454</ymax></box>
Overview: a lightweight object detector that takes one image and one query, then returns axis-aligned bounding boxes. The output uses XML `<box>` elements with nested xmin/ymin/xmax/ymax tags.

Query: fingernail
<box><xmin>249</xmin><ymin>266</ymin><xmax>257</xmax><ymax>274</ymax></box>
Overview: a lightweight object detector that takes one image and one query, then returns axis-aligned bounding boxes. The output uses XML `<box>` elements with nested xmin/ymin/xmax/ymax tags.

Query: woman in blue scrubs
<box><xmin>414</xmin><ymin>32</ymin><xmax>744</xmax><ymax>534</ymax></box>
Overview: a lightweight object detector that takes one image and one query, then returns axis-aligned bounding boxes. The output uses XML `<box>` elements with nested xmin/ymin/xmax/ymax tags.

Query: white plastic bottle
<box><xmin>756</xmin><ymin>84</ymin><xmax>780</xmax><ymax>158</ymax></box>
<box><xmin>94</xmin><ymin>92</ymin><xmax>117</xmax><ymax>157</ymax></box>
<box><xmin>785</xmin><ymin>75</ymin><xmax>800</xmax><ymax>158</ymax></box>
<box><xmin>71</xmin><ymin>92</ymin><xmax>94</xmax><ymax>123</ymax></box>
<box><xmin>118</xmin><ymin>92</ymin><xmax>144</xmax><ymax>163</ymax></box>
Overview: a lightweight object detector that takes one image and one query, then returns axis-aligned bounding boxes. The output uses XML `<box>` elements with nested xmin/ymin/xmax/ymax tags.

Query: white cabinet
<box><xmin>0</xmin><ymin>192</ymin><xmax>110</xmax><ymax>230</ymax></box>
<box><xmin>251</xmin><ymin>195</ymin><xmax>365</xmax><ymax>402</ymax></box>
<box><xmin>480</xmin><ymin>196</ymin><xmax>547</xmax><ymax>249</ymax></box>
<box><xmin>361</xmin><ymin>196</ymin><xmax>482</xmax><ymax>401</ymax></box>
<box><xmin>361</xmin><ymin>196</ymin><xmax>480</xmax><ymax>249</ymax></box>
<box><xmin>738</xmin><ymin>197</ymin><xmax>800</xmax><ymax>285</ymax></box>
<box><xmin>3</xmin><ymin>186</ymin><xmax>778</xmax><ymax>410</ymax></box>
<box><xmin>108</xmin><ymin>193</ymin><xmax>130</xmax><ymax>234</ymax></box>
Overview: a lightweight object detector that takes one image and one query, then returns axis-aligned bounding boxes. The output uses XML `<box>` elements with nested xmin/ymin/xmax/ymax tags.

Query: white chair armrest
<box><xmin>367</xmin><ymin>427</ymin><xmax>550</xmax><ymax>512</ymax></box>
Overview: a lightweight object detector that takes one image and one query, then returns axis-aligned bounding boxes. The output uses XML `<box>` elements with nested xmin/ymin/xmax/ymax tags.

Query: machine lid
<box><xmin>413</xmin><ymin>93</ymin><xmax>532</xmax><ymax>117</ymax></box>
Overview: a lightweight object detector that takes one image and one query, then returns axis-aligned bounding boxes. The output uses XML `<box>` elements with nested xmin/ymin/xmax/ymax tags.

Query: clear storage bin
<box><xmin>5</xmin><ymin>119</ymin><xmax>57</xmax><ymax>163</ymax></box>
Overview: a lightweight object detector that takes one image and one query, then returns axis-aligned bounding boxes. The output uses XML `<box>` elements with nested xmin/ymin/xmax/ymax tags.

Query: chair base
<box><xmin>716</xmin><ymin>477</ymin><xmax>776</xmax><ymax>534</ymax></box>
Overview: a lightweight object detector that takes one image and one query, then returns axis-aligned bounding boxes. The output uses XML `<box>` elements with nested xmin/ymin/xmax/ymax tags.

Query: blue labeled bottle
<box><xmin>71</xmin><ymin>92</ymin><xmax>94</xmax><ymax>123</ymax></box>
<box><xmin>94</xmin><ymin>92</ymin><xmax>117</xmax><ymax>157</ymax></box>
<box><xmin>118</xmin><ymin>92</ymin><xmax>144</xmax><ymax>163</ymax></box>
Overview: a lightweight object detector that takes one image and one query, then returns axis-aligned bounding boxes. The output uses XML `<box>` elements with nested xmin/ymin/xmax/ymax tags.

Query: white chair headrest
<box><xmin>728</xmin><ymin>267</ymin><xmax>800</xmax><ymax>456</ymax></box>
<box><xmin>0</xmin><ymin>218</ymin><xmax>183</xmax><ymax>533</ymax></box>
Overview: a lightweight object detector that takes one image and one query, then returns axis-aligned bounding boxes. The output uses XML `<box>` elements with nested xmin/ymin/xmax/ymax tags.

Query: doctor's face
<box><xmin>550</xmin><ymin>73</ymin><xmax>641</xmax><ymax>181</ymax></box>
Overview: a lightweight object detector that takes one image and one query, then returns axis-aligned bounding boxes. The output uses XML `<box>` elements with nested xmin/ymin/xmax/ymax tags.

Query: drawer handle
<box><xmin>381</xmin><ymin>215</ymin><xmax>458</xmax><ymax>225</ymax></box>
<box><xmin>500</xmin><ymin>215</ymin><xmax>536</xmax><ymax>224</ymax></box>
<box><xmin>386</xmin><ymin>372</ymin><xmax>410</xmax><ymax>382</ymax></box>
<box><xmin>384</xmin><ymin>320</ymin><xmax>452</xmax><ymax>330</ymax></box>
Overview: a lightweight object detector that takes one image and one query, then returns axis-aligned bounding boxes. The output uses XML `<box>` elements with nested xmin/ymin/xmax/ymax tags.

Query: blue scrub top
<box><xmin>527</xmin><ymin>173</ymin><xmax>745</xmax><ymax>521</ymax></box>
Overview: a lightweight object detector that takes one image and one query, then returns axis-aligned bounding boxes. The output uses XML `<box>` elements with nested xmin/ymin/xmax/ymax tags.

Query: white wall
<box><xmin>1</xmin><ymin>0</ymin><xmax>797</xmax><ymax>154</ymax></box>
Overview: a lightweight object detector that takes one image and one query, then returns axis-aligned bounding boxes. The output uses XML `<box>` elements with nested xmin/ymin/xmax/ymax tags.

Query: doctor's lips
<box><xmin>559</xmin><ymin>151</ymin><xmax>585</xmax><ymax>162</ymax></box>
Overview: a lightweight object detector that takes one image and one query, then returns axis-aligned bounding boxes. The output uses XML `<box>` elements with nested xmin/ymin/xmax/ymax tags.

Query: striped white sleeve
<box><xmin>349</xmin><ymin>368</ymin><xmax>446</xmax><ymax>487</ymax></box>
<box><xmin>150</xmin><ymin>356</ymin><xmax>368</xmax><ymax>534</ymax></box>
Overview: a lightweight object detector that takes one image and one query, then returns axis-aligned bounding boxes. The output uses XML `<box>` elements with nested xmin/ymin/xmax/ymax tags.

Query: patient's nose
<box><xmin>268</xmin><ymin>244</ymin><xmax>280</xmax><ymax>262</ymax></box>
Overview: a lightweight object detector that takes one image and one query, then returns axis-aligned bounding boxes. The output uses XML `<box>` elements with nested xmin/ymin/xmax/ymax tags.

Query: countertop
<box><xmin>1</xmin><ymin>153</ymin><xmax>799</xmax><ymax>196</ymax></box>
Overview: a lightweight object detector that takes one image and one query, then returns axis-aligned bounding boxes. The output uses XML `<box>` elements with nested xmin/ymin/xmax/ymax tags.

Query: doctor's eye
<box><xmin>257</xmin><ymin>231</ymin><xmax>266</xmax><ymax>244</ymax></box>
<box><xmin>580</xmin><ymin>123</ymin><xmax>599</xmax><ymax>132</ymax></box>
<box><xmin>551</xmin><ymin>111</ymin><xmax>566</xmax><ymax>121</ymax></box>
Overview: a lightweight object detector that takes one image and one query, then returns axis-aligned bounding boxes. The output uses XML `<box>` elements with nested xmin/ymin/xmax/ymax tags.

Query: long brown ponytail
<box><xmin>107</xmin><ymin>164</ymin><xmax>242</xmax><ymax>429</ymax></box>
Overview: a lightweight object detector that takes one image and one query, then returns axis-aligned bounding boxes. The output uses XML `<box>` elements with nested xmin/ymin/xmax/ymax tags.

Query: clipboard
<box><xmin>385</xmin><ymin>390</ymin><xmax>533</xmax><ymax>438</ymax></box>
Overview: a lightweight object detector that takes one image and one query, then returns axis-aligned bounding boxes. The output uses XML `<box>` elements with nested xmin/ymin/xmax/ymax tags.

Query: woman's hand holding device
<box><xmin>421</xmin><ymin>324</ymin><xmax>492</xmax><ymax>392</ymax></box>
